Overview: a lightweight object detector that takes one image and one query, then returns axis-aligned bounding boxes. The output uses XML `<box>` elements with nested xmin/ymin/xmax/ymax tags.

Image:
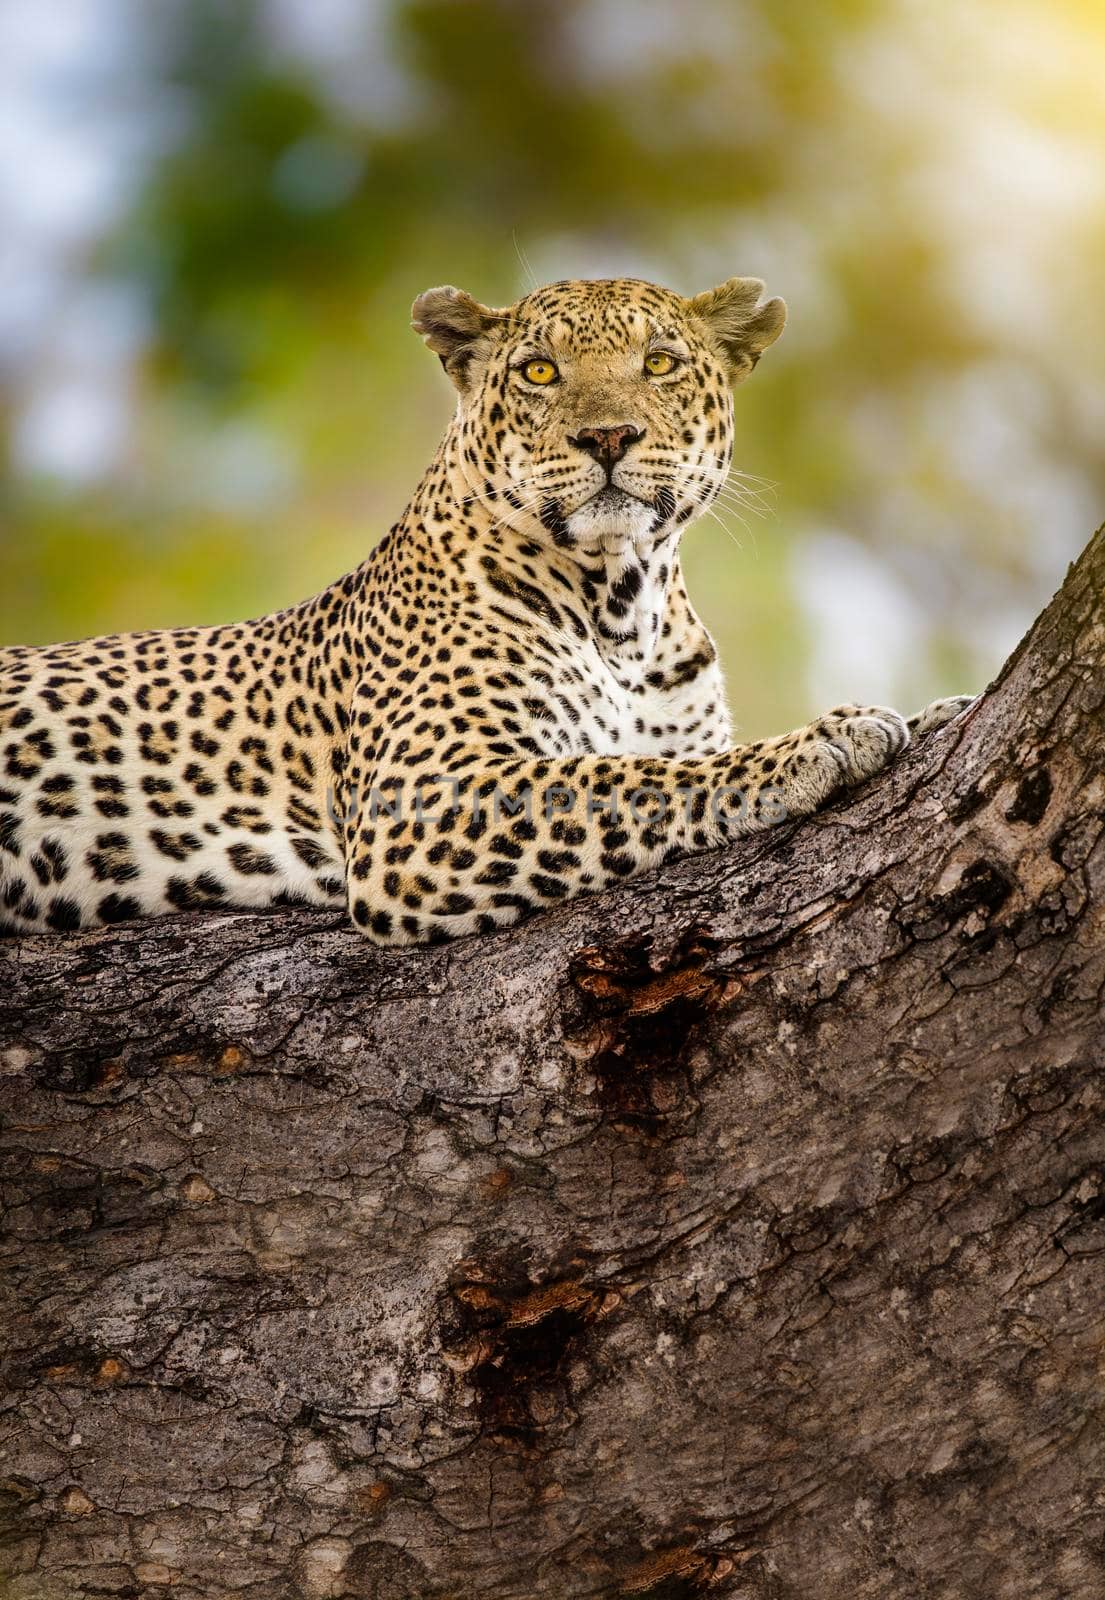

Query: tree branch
<box><xmin>3</xmin><ymin>528</ymin><xmax>1104</xmax><ymax>1599</ymax></box>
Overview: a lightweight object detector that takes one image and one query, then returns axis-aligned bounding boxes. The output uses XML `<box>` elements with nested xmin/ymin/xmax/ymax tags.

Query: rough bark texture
<box><xmin>2</xmin><ymin>530</ymin><xmax>1105</xmax><ymax>1600</ymax></box>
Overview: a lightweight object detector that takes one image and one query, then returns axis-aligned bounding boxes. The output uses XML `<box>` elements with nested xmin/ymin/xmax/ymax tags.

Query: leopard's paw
<box><xmin>907</xmin><ymin>694</ymin><xmax>976</xmax><ymax>738</ymax></box>
<box><xmin>818</xmin><ymin>703</ymin><xmax>911</xmax><ymax>779</ymax></box>
<box><xmin>766</xmin><ymin>704</ymin><xmax>910</xmax><ymax>820</ymax></box>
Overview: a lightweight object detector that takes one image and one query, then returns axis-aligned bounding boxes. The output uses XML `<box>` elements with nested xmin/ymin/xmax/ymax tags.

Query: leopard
<box><xmin>0</xmin><ymin>274</ymin><xmax>971</xmax><ymax>945</ymax></box>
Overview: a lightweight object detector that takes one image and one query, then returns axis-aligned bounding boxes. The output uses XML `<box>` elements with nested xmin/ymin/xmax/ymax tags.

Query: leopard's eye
<box><xmin>521</xmin><ymin>359</ymin><xmax>558</xmax><ymax>386</ymax></box>
<box><xmin>644</xmin><ymin>351</ymin><xmax>679</xmax><ymax>377</ymax></box>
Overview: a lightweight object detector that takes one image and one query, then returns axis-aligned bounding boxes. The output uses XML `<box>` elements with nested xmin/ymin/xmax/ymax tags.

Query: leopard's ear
<box><xmin>411</xmin><ymin>286</ymin><xmax>504</xmax><ymax>391</ymax></box>
<box><xmin>688</xmin><ymin>277</ymin><xmax>786</xmax><ymax>382</ymax></box>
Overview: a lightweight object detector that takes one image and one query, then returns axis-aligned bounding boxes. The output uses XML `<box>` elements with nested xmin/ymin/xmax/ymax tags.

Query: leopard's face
<box><xmin>412</xmin><ymin>276</ymin><xmax>786</xmax><ymax>556</ymax></box>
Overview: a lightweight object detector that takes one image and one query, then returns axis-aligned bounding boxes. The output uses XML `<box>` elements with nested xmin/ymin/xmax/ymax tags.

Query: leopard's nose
<box><xmin>569</xmin><ymin>424</ymin><xmax>644</xmax><ymax>470</ymax></box>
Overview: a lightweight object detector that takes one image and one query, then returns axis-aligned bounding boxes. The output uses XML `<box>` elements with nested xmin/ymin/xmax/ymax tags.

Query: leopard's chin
<box><xmin>567</xmin><ymin>484</ymin><xmax>653</xmax><ymax>551</ymax></box>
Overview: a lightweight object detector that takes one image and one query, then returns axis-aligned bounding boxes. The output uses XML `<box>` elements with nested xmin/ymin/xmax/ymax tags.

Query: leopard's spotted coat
<box><xmin>0</xmin><ymin>276</ymin><xmax>969</xmax><ymax>943</ymax></box>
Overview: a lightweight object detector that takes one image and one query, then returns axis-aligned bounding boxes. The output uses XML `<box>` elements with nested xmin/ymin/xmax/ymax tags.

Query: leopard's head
<box><xmin>412</xmin><ymin>275</ymin><xmax>785</xmax><ymax>555</ymax></box>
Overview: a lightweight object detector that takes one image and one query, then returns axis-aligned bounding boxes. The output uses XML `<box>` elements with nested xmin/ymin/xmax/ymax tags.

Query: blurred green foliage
<box><xmin>3</xmin><ymin>0</ymin><xmax>1104</xmax><ymax>736</ymax></box>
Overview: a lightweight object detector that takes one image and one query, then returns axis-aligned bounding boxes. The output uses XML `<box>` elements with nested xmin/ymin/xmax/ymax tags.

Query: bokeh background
<box><xmin>3</xmin><ymin>0</ymin><xmax>1104</xmax><ymax>738</ymax></box>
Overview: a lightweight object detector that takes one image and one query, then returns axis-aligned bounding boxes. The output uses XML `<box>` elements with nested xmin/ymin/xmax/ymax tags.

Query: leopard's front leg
<box><xmin>343</xmin><ymin>704</ymin><xmax>911</xmax><ymax>945</ymax></box>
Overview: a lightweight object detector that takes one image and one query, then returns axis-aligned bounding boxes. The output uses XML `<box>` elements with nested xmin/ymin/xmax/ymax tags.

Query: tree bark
<box><xmin>2</xmin><ymin>528</ymin><xmax>1105</xmax><ymax>1600</ymax></box>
